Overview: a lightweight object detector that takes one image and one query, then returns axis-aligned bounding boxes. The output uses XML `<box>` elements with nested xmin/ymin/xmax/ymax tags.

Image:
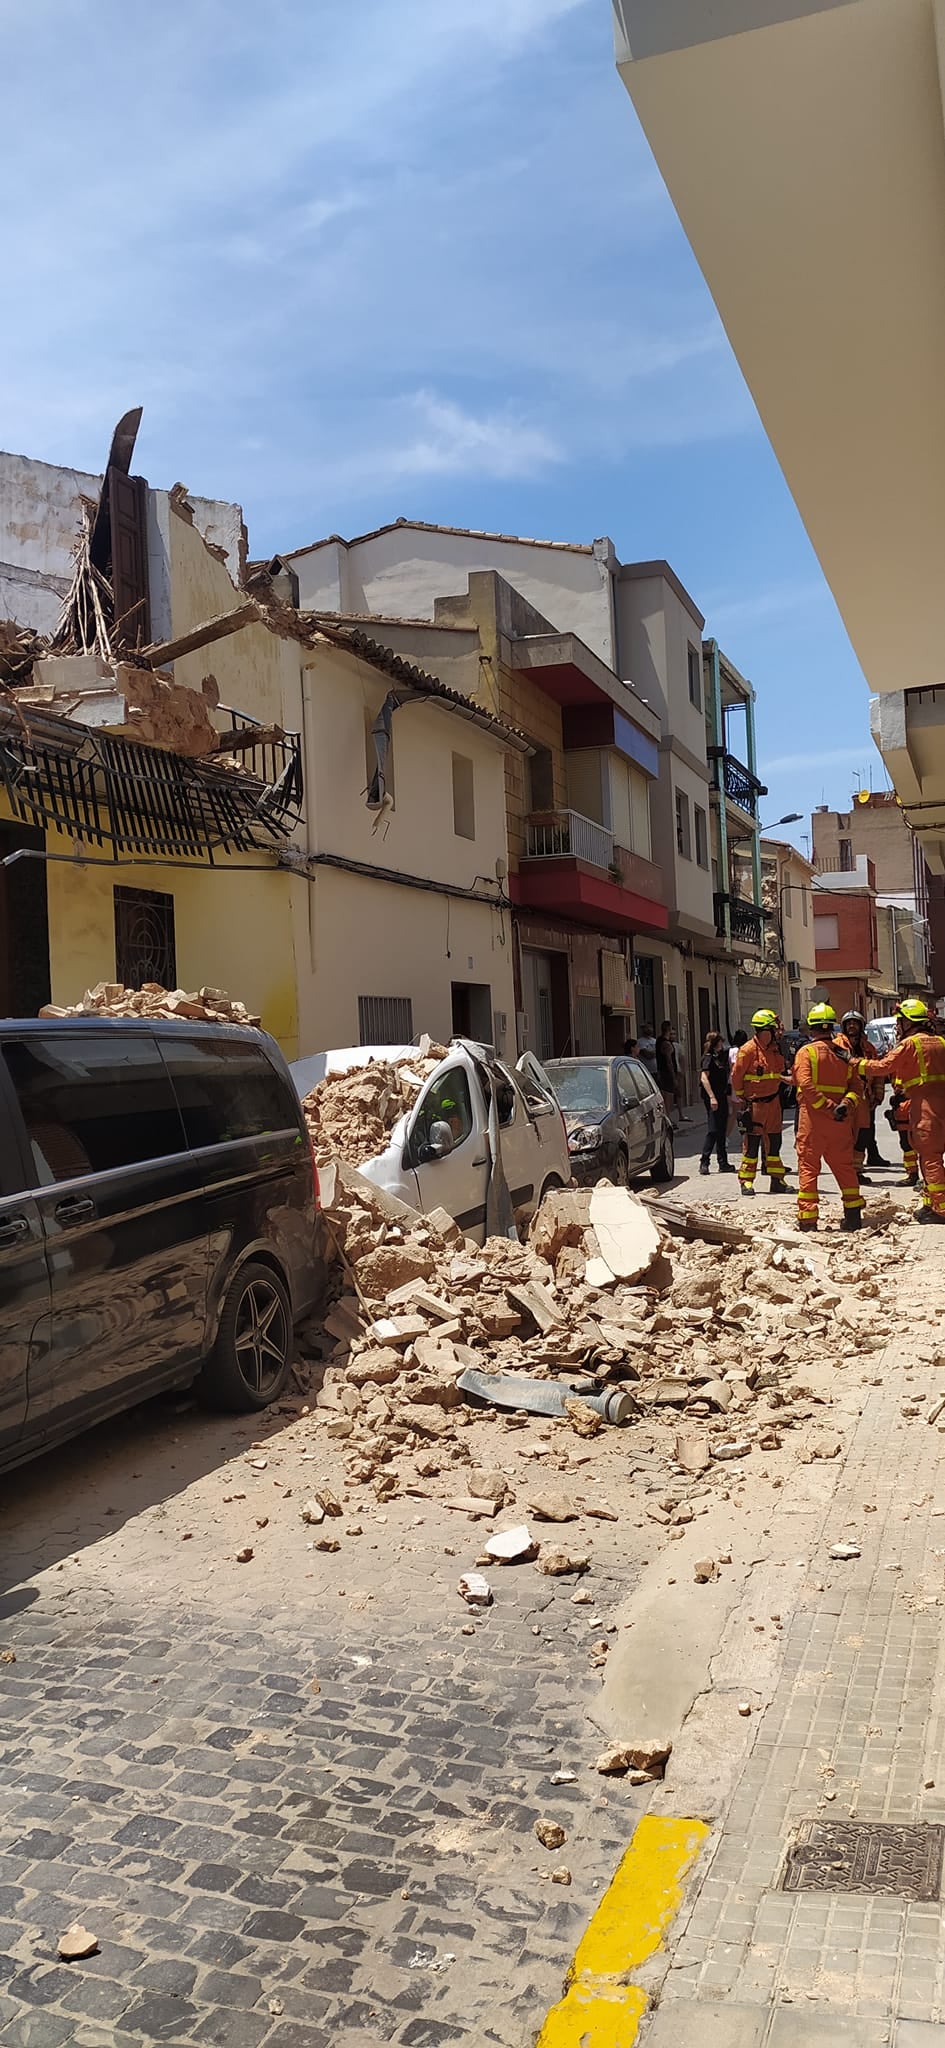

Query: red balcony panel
<box><xmin>511</xmin><ymin>864</ymin><xmax>669</xmax><ymax>937</ymax></box>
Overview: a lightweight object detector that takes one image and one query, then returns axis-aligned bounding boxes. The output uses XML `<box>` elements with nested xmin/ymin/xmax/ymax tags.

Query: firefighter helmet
<box><xmin>751</xmin><ymin>1008</ymin><xmax>778</xmax><ymax>1031</ymax></box>
<box><xmin>807</xmin><ymin>1002</ymin><xmax>837</xmax><ymax>1028</ymax></box>
<box><xmin>841</xmin><ymin>1010</ymin><xmax>866</xmax><ymax>1030</ymax></box>
<box><xmin>898</xmin><ymin>998</ymin><xmax>931</xmax><ymax>1023</ymax></box>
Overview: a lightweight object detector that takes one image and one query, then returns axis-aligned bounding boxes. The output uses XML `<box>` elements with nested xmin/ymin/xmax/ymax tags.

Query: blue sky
<box><xmin>2</xmin><ymin>0</ymin><xmax>878</xmax><ymax>845</ymax></box>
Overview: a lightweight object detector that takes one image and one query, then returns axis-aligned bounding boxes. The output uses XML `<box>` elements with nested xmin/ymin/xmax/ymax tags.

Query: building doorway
<box><xmin>451</xmin><ymin>981</ymin><xmax>493</xmax><ymax>1044</ymax></box>
<box><xmin>521</xmin><ymin>947</ymin><xmax>570</xmax><ymax>1060</ymax></box>
<box><xmin>0</xmin><ymin>823</ymin><xmax>50</xmax><ymax>1017</ymax></box>
<box><xmin>634</xmin><ymin>953</ymin><xmax>664</xmax><ymax>1040</ymax></box>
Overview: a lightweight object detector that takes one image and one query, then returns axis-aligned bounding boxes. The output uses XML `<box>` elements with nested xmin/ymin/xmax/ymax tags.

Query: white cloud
<box><xmin>393</xmin><ymin>393</ymin><xmax>561</xmax><ymax>480</ymax></box>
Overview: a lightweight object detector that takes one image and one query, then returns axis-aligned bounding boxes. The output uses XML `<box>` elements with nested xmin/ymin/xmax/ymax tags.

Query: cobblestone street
<box><xmin>0</xmin><ymin>1399</ymin><xmax>653</xmax><ymax>2048</ymax></box>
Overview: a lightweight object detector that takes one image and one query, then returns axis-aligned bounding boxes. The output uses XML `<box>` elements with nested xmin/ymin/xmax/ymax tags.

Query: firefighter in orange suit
<box><xmin>859</xmin><ymin>1000</ymin><xmax>945</xmax><ymax>1224</ymax></box>
<box><xmin>792</xmin><ymin>1004</ymin><xmax>864</xmax><ymax>1232</ymax></box>
<box><xmin>836</xmin><ymin>1011</ymin><xmax>872</xmax><ymax>1183</ymax></box>
<box><xmin>731</xmin><ymin>1009</ymin><xmax>789</xmax><ymax>1196</ymax></box>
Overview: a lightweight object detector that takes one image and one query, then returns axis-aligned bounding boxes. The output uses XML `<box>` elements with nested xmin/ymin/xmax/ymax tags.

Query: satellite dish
<box><xmin>856</xmin><ymin>789</ymin><xmax>870</xmax><ymax>804</ymax></box>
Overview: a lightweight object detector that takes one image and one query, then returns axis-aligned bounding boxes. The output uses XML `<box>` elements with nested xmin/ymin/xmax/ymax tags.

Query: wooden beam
<box><xmin>142</xmin><ymin>601</ymin><xmax>258</xmax><ymax>668</ymax></box>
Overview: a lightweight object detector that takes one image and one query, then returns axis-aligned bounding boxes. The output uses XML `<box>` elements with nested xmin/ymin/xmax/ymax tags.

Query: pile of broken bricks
<box><xmin>294</xmin><ymin>1164</ymin><xmax>913</xmax><ymax>1613</ymax></box>
<box><xmin>301</xmin><ymin>1037</ymin><xmax>449</xmax><ymax>1168</ymax></box>
<box><xmin>39</xmin><ymin>981</ymin><xmax>262</xmax><ymax>1024</ymax></box>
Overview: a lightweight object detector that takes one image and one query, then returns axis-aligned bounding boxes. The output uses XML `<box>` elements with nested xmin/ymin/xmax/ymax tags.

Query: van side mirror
<box><xmin>419</xmin><ymin>1120</ymin><xmax>455</xmax><ymax>1162</ymax></box>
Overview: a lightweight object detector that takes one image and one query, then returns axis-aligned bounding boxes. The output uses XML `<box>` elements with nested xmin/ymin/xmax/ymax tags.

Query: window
<box><xmin>528</xmin><ymin>746</ymin><xmax>555</xmax><ymax>813</ymax></box>
<box><xmin>4</xmin><ymin>1033</ymin><xmax>186</xmax><ymax>1186</ymax></box>
<box><xmin>688</xmin><ymin>645</ymin><xmax>702</xmax><ymax>711</ymax></box>
<box><xmin>625</xmin><ymin>1059</ymin><xmax>657</xmax><ymax>1103</ymax></box>
<box><xmin>694</xmin><ymin>804</ymin><xmax>709</xmax><ymax>869</ymax></box>
<box><xmin>675</xmin><ymin>788</ymin><xmax>692</xmax><ymax>860</ymax></box>
<box><xmin>114</xmin><ymin>886</ymin><xmax>176</xmax><ymax>991</ymax></box>
<box><xmin>452</xmin><ymin>753</ymin><xmax>475</xmax><ymax>840</ymax></box>
<box><xmin>358</xmin><ymin>994</ymin><xmax>413</xmax><ymax>1045</ymax></box>
<box><xmin>815</xmin><ymin>913</ymin><xmax>840</xmax><ymax>952</ymax></box>
<box><xmin>802</xmin><ymin>890</ymin><xmax>809</xmax><ymax>928</ymax></box>
<box><xmin>411</xmin><ymin>1067</ymin><xmax>474</xmax><ymax>1159</ymax></box>
<box><xmin>784</xmin><ymin>883</ymin><xmax>792</xmax><ymax>919</ymax></box>
<box><xmin>158</xmin><ymin>1037</ymin><xmax>297</xmax><ymax>1150</ymax></box>
<box><xmin>839</xmin><ymin>838</ymin><xmax>853</xmax><ymax>872</ymax></box>
<box><xmin>364</xmin><ymin>705</ymin><xmax>395</xmax><ymax>808</ymax></box>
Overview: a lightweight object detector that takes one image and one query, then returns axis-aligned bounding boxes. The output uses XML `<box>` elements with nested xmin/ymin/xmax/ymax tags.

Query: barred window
<box><xmin>358</xmin><ymin>995</ymin><xmax>414</xmax><ymax>1045</ymax></box>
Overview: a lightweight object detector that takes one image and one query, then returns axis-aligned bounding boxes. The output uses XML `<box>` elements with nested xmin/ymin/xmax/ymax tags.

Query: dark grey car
<box><xmin>0</xmin><ymin>1018</ymin><xmax>319</xmax><ymax>1474</ymax></box>
<box><xmin>545</xmin><ymin>1056</ymin><xmax>675</xmax><ymax>1188</ymax></box>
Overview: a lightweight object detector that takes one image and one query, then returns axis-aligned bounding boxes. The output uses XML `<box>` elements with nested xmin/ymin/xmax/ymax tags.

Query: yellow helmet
<box><xmin>898</xmin><ymin>998</ymin><xmax>931</xmax><ymax>1023</ymax></box>
<box><xmin>751</xmin><ymin>1009</ymin><xmax>778</xmax><ymax>1031</ymax></box>
<box><xmin>807</xmin><ymin>1002</ymin><xmax>837</xmax><ymax>1028</ymax></box>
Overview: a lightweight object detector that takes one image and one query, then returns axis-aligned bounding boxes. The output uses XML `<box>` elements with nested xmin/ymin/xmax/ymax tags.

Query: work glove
<box><xmin>833</xmin><ymin>1101</ymin><xmax>849</xmax><ymax>1122</ymax></box>
<box><xmin>737</xmin><ymin>1108</ymin><xmax>753</xmax><ymax>1137</ymax></box>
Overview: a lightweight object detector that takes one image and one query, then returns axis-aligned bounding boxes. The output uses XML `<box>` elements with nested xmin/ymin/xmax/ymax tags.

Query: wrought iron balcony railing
<box><xmin>707</xmin><ymin>745</ymin><xmax>767</xmax><ymax>820</ymax></box>
<box><xmin>714</xmin><ymin>891</ymin><xmax>766</xmax><ymax>947</ymax></box>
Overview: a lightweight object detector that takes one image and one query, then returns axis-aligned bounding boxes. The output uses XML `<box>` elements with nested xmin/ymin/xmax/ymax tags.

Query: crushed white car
<box><xmin>291</xmin><ymin>1039</ymin><xmax>571</xmax><ymax>1243</ymax></box>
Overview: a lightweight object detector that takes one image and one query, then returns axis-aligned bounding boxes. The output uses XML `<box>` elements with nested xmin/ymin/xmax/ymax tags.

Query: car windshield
<box><xmin>866</xmin><ymin>1021</ymin><xmax>895</xmax><ymax>1053</ymax></box>
<box><xmin>545</xmin><ymin>1061</ymin><xmax>612</xmax><ymax>1115</ymax></box>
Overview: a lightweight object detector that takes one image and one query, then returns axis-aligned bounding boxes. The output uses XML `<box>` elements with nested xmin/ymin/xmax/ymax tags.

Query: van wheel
<box><xmin>651</xmin><ymin>1130</ymin><xmax>675</xmax><ymax>1184</ymax></box>
<box><xmin>538</xmin><ymin>1174</ymin><xmax>565</xmax><ymax>1205</ymax></box>
<box><xmin>199</xmin><ymin>1262</ymin><xmax>292</xmax><ymax>1412</ymax></box>
<box><xmin>613</xmin><ymin>1149</ymin><xmax>630</xmax><ymax>1187</ymax></box>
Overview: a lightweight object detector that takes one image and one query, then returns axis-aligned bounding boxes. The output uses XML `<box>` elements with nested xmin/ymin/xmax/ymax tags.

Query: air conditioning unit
<box><xmin>787</xmin><ymin>961</ymin><xmax>801</xmax><ymax>982</ymax></box>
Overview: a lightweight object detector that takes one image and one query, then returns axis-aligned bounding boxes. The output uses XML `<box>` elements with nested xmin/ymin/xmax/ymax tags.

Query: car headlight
<box><xmin>568</xmin><ymin>1125</ymin><xmax>603</xmax><ymax>1152</ymax></box>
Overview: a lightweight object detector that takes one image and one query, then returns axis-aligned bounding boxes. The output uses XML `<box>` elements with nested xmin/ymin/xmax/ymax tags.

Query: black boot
<box><xmin>842</xmin><ymin>1210</ymin><xmax>862</xmax><ymax>1231</ymax></box>
<box><xmin>916</xmin><ymin>1208</ymin><xmax>945</xmax><ymax>1225</ymax></box>
<box><xmin>768</xmin><ymin>1181</ymin><xmax>791</xmax><ymax>1195</ymax></box>
<box><xmin>858</xmin><ymin>1172</ymin><xmax>872</xmax><ymax>1185</ymax></box>
<box><xmin>699</xmin><ymin>1162</ymin><xmax>710</xmax><ymax>1175</ymax></box>
<box><xmin>798</xmin><ymin>1219</ymin><xmax>817</xmax><ymax>1232</ymax></box>
<box><xmin>719</xmin><ymin>1160</ymin><xmax>736</xmax><ymax>1173</ymax></box>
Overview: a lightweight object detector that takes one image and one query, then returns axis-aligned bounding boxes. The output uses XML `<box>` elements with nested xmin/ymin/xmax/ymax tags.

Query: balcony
<box><xmin>707</xmin><ymin>745</ymin><xmax>767</xmax><ymax>822</ymax></box>
<box><xmin>714</xmin><ymin>891</ymin><xmax>766</xmax><ymax>948</ymax></box>
<box><xmin>514</xmin><ymin>808</ymin><xmax>668</xmax><ymax>936</ymax></box>
<box><xmin>524</xmin><ymin>809</ymin><xmax>614</xmax><ymax>868</ymax></box>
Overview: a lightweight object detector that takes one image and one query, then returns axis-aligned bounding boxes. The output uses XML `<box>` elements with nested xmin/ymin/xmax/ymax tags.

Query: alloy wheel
<box><xmin>233</xmin><ymin>1278</ymin><xmax>290</xmax><ymax>1396</ymax></box>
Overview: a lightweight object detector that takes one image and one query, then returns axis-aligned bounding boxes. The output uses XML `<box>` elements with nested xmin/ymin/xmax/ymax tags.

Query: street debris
<box><xmin>302</xmin><ymin>1040</ymin><xmax>448</xmax><ymax>1167</ymax></box>
<box><xmin>694</xmin><ymin>1558</ymin><xmax>719</xmax><ymax>1584</ymax></box>
<box><xmin>535</xmin><ymin>1819</ymin><xmax>567</xmax><ymax>1849</ymax></box>
<box><xmin>458</xmin><ymin>1572</ymin><xmax>493</xmax><ymax>1606</ymax></box>
<box><xmin>235</xmin><ymin>1547</ymin><xmax>254</xmax><ymax>1563</ymax></box>
<box><xmin>484</xmin><ymin>1524</ymin><xmax>538</xmax><ymax>1565</ymax></box>
<box><xmin>58</xmin><ymin>1924</ymin><xmax>99</xmax><ymax>1961</ymax></box>
<box><xmin>595</xmin><ymin>1738</ymin><xmax>672</xmax><ymax>1779</ymax></box>
<box><xmin>40</xmin><ymin>981</ymin><xmax>259</xmax><ymax>1025</ymax></box>
<box><xmin>737</xmin><ymin>1700</ymin><xmax>752</xmax><ymax>1718</ymax></box>
<box><xmin>829</xmin><ymin>1543</ymin><xmax>861</xmax><ymax>1560</ymax></box>
<box><xmin>550</xmin><ymin>1867</ymin><xmax>572</xmax><ymax>1885</ymax></box>
<box><xmin>539</xmin><ymin>1549</ymin><xmax>589</xmax><ymax>1577</ymax></box>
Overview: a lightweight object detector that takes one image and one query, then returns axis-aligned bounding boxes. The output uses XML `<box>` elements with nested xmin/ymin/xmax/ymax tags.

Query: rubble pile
<box><xmin>39</xmin><ymin>981</ymin><xmax>261</xmax><ymax>1025</ymax></box>
<box><xmin>0</xmin><ymin>619</ymin><xmax>46</xmax><ymax>688</ymax></box>
<box><xmin>302</xmin><ymin>1039</ymin><xmax>449</xmax><ymax>1167</ymax></box>
<box><xmin>300</xmin><ymin>1171</ymin><xmax>905</xmax><ymax>1517</ymax></box>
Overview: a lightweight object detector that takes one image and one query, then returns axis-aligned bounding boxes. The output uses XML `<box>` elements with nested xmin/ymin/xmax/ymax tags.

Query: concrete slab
<box><xmin>894</xmin><ymin>2027</ymin><xmax>945</xmax><ymax>2044</ymax></box>
<box><xmin>768</xmin><ymin>2014</ymin><xmax>892</xmax><ymax>2045</ymax></box>
<box><xmin>643</xmin><ymin>2003</ymin><xmax>767</xmax><ymax>2045</ymax></box>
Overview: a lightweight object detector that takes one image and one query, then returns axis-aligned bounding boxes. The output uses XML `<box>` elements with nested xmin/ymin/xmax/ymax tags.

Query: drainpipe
<box><xmin>704</xmin><ymin>641</ymin><xmax>730</xmax><ymax>939</ymax></box>
<box><xmin>744</xmin><ymin>681</ymin><xmax>763</xmax><ymax>911</ymax></box>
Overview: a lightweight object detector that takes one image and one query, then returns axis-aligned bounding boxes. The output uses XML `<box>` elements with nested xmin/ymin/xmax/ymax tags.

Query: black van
<box><xmin>0</xmin><ymin>1018</ymin><xmax>319</xmax><ymax>1472</ymax></box>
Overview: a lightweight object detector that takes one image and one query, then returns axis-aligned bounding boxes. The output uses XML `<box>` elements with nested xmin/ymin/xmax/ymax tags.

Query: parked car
<box><xmin>866</xmin><ymin>1017</ymin><xmax>897</xmax><ymax>1055</ymax></box>
<box><xmin>0</xmin><ymin>1018</ymin><xmax>319</xmax><ymax>1474</ymax></box>
<box><xmin>544</xmin><ymin>1055</ymin><xmax>675</xmax><ymax>1188</ymax></box>
<box><xmin>291</xmin><ymin>1039</ymin><xmax>571</xmax><ymax>1241</ymax></box>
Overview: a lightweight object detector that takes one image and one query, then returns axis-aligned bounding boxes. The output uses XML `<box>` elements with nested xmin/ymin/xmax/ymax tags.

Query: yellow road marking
<box><xmin>535</xmin><ymin>1815</ymin><xmax>709</xmax><ymax>2047</ymax></box>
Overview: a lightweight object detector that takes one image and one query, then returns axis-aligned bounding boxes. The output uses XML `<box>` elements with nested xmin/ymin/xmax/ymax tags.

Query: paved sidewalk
<box><xmin>642</xmin><ymin>1282</ymin><xmax>945</xmax><ymax>2045</ymax></box>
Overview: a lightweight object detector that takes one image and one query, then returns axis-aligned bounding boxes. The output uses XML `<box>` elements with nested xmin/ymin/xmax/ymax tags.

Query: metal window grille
<box><xmin>358</xmin><ymin>995</ymin><xmax>414</xmax><ymax>1045</ymax></box>
<box><xmin>114</xmin><ymin>886</ymin><xmax>177</xmax><ymax>990</ymax></box>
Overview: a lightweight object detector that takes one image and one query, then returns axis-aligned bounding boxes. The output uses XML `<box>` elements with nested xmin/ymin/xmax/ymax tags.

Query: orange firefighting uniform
<box><xmin>835</xmin><ymin>1031</ymin><xmax>871</xmax><ymax>1173</ymax></box>
<box><xmin>889</xmin><ymin>1088</ymin><xmax>918</xmax><ymax>1181</ymax></box>
<box><xmin>731</xmin><ymin>1035</ymin><xmax>787</xmax><ymax>1190</ymax></box>
<box><xmin>861</xmin><ymin>1030</ymin><xmax>945</xmax><ymax>1217</ymax></box>
<box><xmin>792</xmin><ymin>1039</ymin><xmax>863</xmax><ymax>1225</ymax></box>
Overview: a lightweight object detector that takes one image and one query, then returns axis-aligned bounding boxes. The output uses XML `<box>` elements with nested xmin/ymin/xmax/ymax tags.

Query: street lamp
<box><xmin>760</xmin><ymin>812</ymin><xmax>803</xmax><ymax>832</ymax></box>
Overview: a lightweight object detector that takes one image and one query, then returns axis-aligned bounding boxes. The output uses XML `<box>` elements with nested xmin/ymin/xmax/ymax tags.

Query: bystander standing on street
<box><xmin>699</xmin><ymin>1031</ymin><xmax>735</xmax><ymax>1175</ymax></box>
